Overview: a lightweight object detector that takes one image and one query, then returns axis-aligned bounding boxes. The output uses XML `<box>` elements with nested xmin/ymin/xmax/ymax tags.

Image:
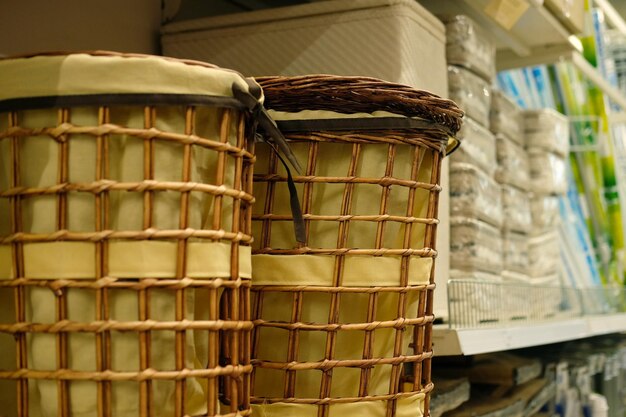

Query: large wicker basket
<box><xmin>249</xmin><ymin>75</ymin><xmax>463</xmax><ymax>417</ymax></box>
<box><xmin>0</xmin><ymin>51</ymin><xmax>259</xmax><ymax>417</ymax></box>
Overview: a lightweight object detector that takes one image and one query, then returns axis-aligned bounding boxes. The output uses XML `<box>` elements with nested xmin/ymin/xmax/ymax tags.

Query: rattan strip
<box><xmin>257</xmin><ymin>75</ymin><xmax>463</xmax><ymax>133</ymax></box>
<box><xmin>251</xmin><ymin>382</ymin><xmax>434</xmax><ymax>406</ymax></box>
<box><xmin>1</xmin><ymin>228</ymin><xmax>253</xmax><ymax>244</ymax></box>
<box><xmin>56</xmin><ymin>107</ymin><xmax>70</xmax><ymax>416</ymax></box>
<box><xmin>282</xmin><ymin>131</ymin><xmax>449</xmax><ymax>151</ymax></box>
<box><xmin>95</xmin><ymin>105</ymin><xmax>111</xmax><ymax>416</ymax></box>
<box><xmin>1</xmin><ymin>180</ymin><xmax>255</xmax><ymax>202</ymax></box>
<box><xmin>0</xmin><ymin>125</ymin><xmax>255</xmax><ymax>160</ymax></box>
<box><xmin>10</xmin><ymin>109</ymin><xmax>28</xmax><ymax>415</ymax></box>
<box><xmin>253</xmin><ymin>174</ymin><xmax>441</xmax><ymax>191</ymax></box>
<box><xmin>0</xmin><ymin>366</ymin><xmax>252</xmax><ymax>381</ymax></box>
<box><xmin>421</xmin><ymin>152</ymin><xmax>443</xmax><ymax>414</ymax></box>
<box><xmin>284</xmin><ymin>291</ymin><xmax>303</xmax><ymax>398</ymax></box>
<box><xmin>254</xmin><ymin>351</ymin><xmax>433</xmax><ymax>371</ymax></box>
<box><xmin>252</xmin><ymin>213</ymin><xmax>438</xmax><ymax>225</ymax></box>
<box><xmin>0</xmin><ymin>277</ymin><xmax>251</xmax><ymax>290</ymax></box>
<box><xmin>0</xmin><ymin>319</ymin><xmax>253</xmax><ymax>334</ymax></box>
<box><xmin>252</xmin><ymin>283</ymin><xmax>435</xmax><ymax>293</ymax></box>
<box><xmin>252</xmin><ymin>247</ymin><xmax>437</xmax><ymax>256</ymax></box>
<box><xmin>253</xmin><ymin>315</ymin><xmax>433</xmax><ymax>331</ymax></box>
<box><xmin>186</xmin><ymin>411</ymin><xmax>252</xmax><ymax>417</ymax></box>
<box><xmin>359</xmin><ymin>291</ymin><xmax>378</xmax><ymax>397</ymax></box>
<box><xmin>140</xmin><ymin>105</ymin><xmax>156</xmax><ymax>415</ymax></box>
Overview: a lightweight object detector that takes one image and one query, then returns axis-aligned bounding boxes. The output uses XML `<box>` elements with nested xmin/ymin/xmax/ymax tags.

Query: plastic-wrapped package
<box><xmin>445</xmin><ymin>15</ymin><xmax>496</xmax><ymax>81</ymax></box>
<box><xmin>524</xmin><ymin>109</ymin><xmax>570</xmax><ymax>157</ymax></box>
<box><xmin>450</xmin><ymin>216</ymin><xmax>503</xmax><ymax>273</ymax></box>
<box><xmin>448</xmin><ymin>65</ymin><xmax>491</xmax><ymax>127</ymax></box>
<box><xmin>448</xmin><ymin>269</ymin><xmax>503</xmax><ymax>325</ymax></box>
<box><xmin>501</xmin><ymin>271</ymin><xmax>532</xmax><ymax>320</ymax></box>
<box><xmin>490</xmin><ymin>89</ymin><xmax>524</xmax><ymax>145</ymax></box>
<box><xmin>528</xmin><ymin>232</ymin><xmax>561</xmax><ymax>277</ymax></box>
<box><xmin>503</xmin><ymin>231</ymin><xmax>529</xmax><ymax>273</ymax></box>
<box><xmin>528</xmin><ymin>148</ymin><xmax>567</xmax><ymax>194</ymax></box>
<box><xmin>450</xmin><ymin>163</ymin><xmax>503</xmax><ymax>227</ymax></box>
<box><xmin>502</xmin><ymin>184</ymin><xmax>531</xmax><ymax>233</ymax></box>
<box><xmin>450</xmin><ymin>116</ymin><xmax>497</xmax><ymax>176</ymax></box>
<box><xmin>530</xmin><ymin>194</ymin><xmax>560</xmax><ymax>232</ymax></box>
<box><xmin>495</xmin><ymin>134</ymin><xmax>530</xmax><ymax>190</ymax></box>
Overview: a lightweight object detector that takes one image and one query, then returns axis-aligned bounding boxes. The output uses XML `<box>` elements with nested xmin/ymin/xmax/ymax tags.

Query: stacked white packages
<box><xmin>450</xmin><ymin>117</ymin><xmax>497</xmax><ymax>175</ymax></box>
<box><xmin>490</xmin><ymin>89</ymin><xmax>533</xmax><ymax>308</ymax></box>
<box><xmin>450</xmin><ymin>163</ymin><xmax>503</xmax><ymax>227</ymax></box>
<box><xmin>447</xmin><ymin>16</ymin><xmax>503</xmax><ymax>319</ymax></box>
<box><xmin>523</xmin><ymin>109</ymin><xmax>570</xmax><ymax>298</ymax></box>
<box><xmin>444</xmin><ymin>15</ymin><xmax>496</xmax><ymax>81</ymax></box>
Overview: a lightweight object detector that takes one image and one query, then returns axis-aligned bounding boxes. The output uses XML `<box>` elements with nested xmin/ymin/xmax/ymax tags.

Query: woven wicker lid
<box><xmin>257</xmin><ymin>75</ymin><xmax>464</xmax><ymax>134</ymax></box>
<box><xmin>0</xmin><ymin>51</ymin><xmax>260</xmax><ymax>103</ymax></box>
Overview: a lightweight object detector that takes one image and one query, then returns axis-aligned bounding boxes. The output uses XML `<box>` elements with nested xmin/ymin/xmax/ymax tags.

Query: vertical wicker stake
<box><xmin>0</xmin><ymin>51</ymin><xmax>258</xmax><ymax>417</ymax></box>
<box><xmin>249</xmin><ymin>75</ymin><xmax>462</xmax><ymax>417</ymax></box>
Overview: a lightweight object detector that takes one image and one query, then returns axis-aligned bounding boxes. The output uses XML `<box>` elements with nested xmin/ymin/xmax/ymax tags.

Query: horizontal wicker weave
<box><xmin>0</xmin><ymin>52</ymin><xmax>256</xmax><ymax>417</ymax></box>
<box><xmin>250</xmin><ymin>75</ymin><xmax>462</xmax><ymax>417</ymax></box>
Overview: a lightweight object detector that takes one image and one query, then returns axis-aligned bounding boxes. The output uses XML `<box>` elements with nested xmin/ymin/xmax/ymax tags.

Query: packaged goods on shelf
<box><xmin>441</xmin><ymin>395</ymin><xmax>524</xmax><ymax>417</ymax></box>
<box><xmin>527</xmin><ymin>148</ymin><xmax>567</xmax><ymax>195</ymax></box>
<box><xmin>524</xmin><ymin>109</ymin><xmax>570</xmax><ymax>157</ymax></box>
<box><xmin>448</xmin><ymin>270</ymin><xmax>503</xmax><ymax>326</ymax></box>
<box><xmin>510</xmin><ymin>379</ymin><xmax>556</xmax><ymax>417</ymax></box>
<box><xmin>444</xmin><ymin>15</ymin><xmax>496</xmax><ymax>81</ymax></box>
<box><xmin>490</xmin><ymin>89</ymin><xmax>524</xmax><ymax>145</ymax></box>
<box><xmin>530</xmin><ymin>275</ymin><xmax>563</xmax><ymax>319</ymax></box>
<box><xmin>530</xmin><ymin>194</ymin><xmax>560</xmax><ymax>233</ymax></box>
<box><xmin>502</xmin><ymin>184</ymin><xmax>532</xmax><ymax>233</ymax></box>
<box><xmin>450</xmin><ymin>217</ymin><xmax>504</xmax><ymax>274</ymax></box>
<box><xmin>434</xmin><ymin>352</ymin><xmax>543</xmax><ymax>386</ymax></box>
<box><xmin>448</xmin><ymin>64</ymin><xmax>491</xmax><ymax>127</ymax></box>
<box><xmin>528</xmin><ymin>232</ymin><xmax>561</xmax><ymax>277</ymax></box>
<box><xmin>450</xmin><ymin>116</ymin><xmax>497</xmax><ymax>176</ymax></box>
<box><xmin>503</xmin><ymin>231</ymin><xmax>530</xmax><ymax>273</ymax></box>
<box><xmin>427</xmin><ymin>378</ymin><xmax>471</xmax><ymax>417</ymax></box>
<box><xmin>450</xmin><ymin>163</ymin><xmax>503</xmax><ymax>228</ymax></box>
<box><xmin>161</xmin><ymin>0</ymin><xmax>449</xmax><ymax>96</ymax></box>
<box><xmin>495</xmin><ymin>134</ymin><xmax>530</xmax><ymax>190</ymax></box>
<box><xmin>501</xmin><ymin>271</ymin><xmax>533</xmax><ymax>320</ymax></box>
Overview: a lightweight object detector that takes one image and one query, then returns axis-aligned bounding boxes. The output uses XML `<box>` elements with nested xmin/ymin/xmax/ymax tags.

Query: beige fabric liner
<box><xmin>0</xmin><ymin>53</ymin><xmax>256</xmax><ymax>102</ymax></box>
<box><xmin>0</xmin><ymin>54</ymin><xmax>252</xmax><ymax>416</ymax></box>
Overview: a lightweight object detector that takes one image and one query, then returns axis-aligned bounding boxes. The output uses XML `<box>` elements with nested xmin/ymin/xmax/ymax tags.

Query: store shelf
<box><xmin>419</xmin><ymin>0</ymin><xmax>578</xmax><ymax>57</ymax></box>
<box><xmin>498</xmin><ymin>48</ymin><xmax>626</xmax><ymax>110</ymax></box>
<box><xmin>595</xmin><ymin>0</ymin><xmax>626</xmax><ymax>37</ymax></box>
<box><xmin>433</xmin><ymin>313</ymin><xmax>626</xmax><ymax>356</ymax></box>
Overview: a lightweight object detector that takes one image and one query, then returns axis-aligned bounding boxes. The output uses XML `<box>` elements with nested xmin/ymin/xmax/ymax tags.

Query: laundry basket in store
<box><xmin>0</xmin><ymin>51</ymin><xmax>261</xmax><ymax>417</ymax></box>
<box><xmin>250</xmin><ymin>75</ymin><xmax>463</xmax><ymax>417</ymax></box>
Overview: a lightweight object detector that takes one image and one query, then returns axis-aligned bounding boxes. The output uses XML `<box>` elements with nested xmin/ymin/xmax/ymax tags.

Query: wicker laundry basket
<box><xmin>0</xmin><ymin>51</ymin><xmax>261</xmax><ymax>417</ymax></box>
<box><xmin>249</xmin><ymin>75</ymin><xmax>462</xmax><ymax>417</ymax></box>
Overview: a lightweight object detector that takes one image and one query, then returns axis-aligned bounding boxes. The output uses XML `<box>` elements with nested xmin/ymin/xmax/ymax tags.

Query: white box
<box><xmin>162</xmin><ymin>0</ymin><xmax>448</xmax><ymax>97</ymax></box>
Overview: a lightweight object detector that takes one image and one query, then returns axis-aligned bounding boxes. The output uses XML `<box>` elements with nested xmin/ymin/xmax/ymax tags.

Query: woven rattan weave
<box><xmin>0</xmin><ymin>52</ymin><xmax>257</xmax><ymax>417</ymax></box>
<box><xmin>249</xmin><ymin>75</ymin><xmax>462</xmax><ymax>417</ymax></box>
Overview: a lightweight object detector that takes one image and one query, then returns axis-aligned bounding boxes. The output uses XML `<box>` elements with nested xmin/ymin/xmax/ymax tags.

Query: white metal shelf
<box><xmin>419</xmin><ymin>0</ymin><xmax>578</xmax><ymax>57</ymax></box>
<box><xmin>433</xmin><ymin>313</ymin><xmax>626</xmax><ymax>356</ymax></box>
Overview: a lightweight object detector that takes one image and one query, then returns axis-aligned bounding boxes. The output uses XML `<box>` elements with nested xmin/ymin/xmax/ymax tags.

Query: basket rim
<box><xmin>256</xmin><ymin>75</ymin><xmax>464</xmax><ymax>134</ymax></box>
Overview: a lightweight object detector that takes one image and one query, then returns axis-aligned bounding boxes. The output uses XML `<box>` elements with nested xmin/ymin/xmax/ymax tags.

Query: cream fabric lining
<box><xmin>0</xmin><ymin>73</ymin><xmax>250</xmax><ymax>415</ymax></box>
<box><xmin>252</xmin><ymin>254</ymin><xmax>431</xmax><ymax>286</ymax></box>
<box><xmin>0</xmin><ymin>242</ymin><xmax>251</xmax><ymax>280</ymax></box>
<box><xmin>251</xmin><ymin>393</ymin><xmax>425</xmax><ymax>417</ymax></box>
<box><xmin>0</xmin><ymin>53</ymin><xmax>255</xmax><ymax>102</ymax></box>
